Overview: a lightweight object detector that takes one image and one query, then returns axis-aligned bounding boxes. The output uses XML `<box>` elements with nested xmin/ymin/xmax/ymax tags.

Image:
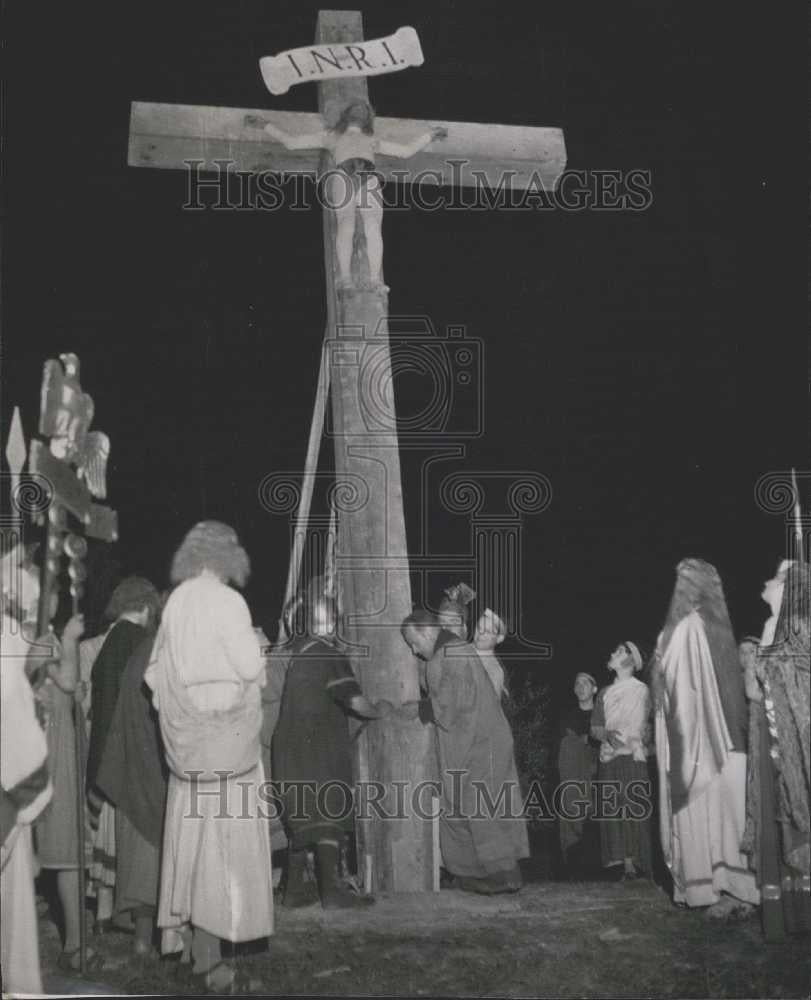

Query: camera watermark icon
<box><xmin>325</xmin><ymin>316</ymin><xmax>483</xmax><ymax>440</ymax></box>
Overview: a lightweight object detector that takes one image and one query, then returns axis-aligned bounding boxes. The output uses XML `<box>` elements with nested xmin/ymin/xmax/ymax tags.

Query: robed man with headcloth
<box><xmin>653</xmin><ymin>558</ymin><xmax>759</xmax><ymax>916</ymax></box>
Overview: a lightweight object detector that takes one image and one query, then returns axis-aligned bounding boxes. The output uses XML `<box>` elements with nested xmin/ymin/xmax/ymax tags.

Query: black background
<box><xmin>3</xmin><ymin>2</ymin><xmax>807</xmax><ymax>700</ymax></box>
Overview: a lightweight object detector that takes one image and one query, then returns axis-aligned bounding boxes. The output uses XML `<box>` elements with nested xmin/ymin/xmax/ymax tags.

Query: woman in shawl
<box><xmin>31</xmin><ymin>601</ymin><xmax>106</xmax><ymax>971</ymax></box>
<box><xmin>85</xmin><ymin>576</ymin><xmax>160</xmax><ymax>934</ymax></box>
<box><xmin>591</xmin><ymin>641</ymin><xmax>653</xmax><ymax>880</ymax></box>
<box><xmin>246</xmin><ymin>101</ymin><xmax>447</xmax><ymax>290</ymax></box>
<box><xmin>652</xmin><ymin>558</ymin><xmax>759</xmax><ymax>916</ymax></box>
<box><xmin>145</xmin><ymin>522</ymin><xmax>271</xmax><ymax>993</ymax></box>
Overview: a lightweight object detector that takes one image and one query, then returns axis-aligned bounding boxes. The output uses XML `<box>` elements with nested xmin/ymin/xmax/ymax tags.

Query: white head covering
<box><xmin>624</xmin><ymin>641</ymin><xmax>643</xmax><ymax>673</ymax></box>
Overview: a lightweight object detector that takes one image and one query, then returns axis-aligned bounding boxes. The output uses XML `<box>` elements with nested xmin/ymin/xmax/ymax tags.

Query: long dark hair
<box><xmin>333</xmin><ymin>100</ymin><xmax>374</xmax><ymax>135</ymax></box>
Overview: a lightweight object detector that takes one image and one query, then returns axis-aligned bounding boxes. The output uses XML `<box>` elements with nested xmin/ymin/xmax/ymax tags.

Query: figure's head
<box><xmin>607</xmin><ymin>641</ymin><xmax>642</xmax><ymax>676</ymax></box>
<box><xmin>104</xmin><ymin>575</ymin><xmax>161</xmax><ymax>628</ymax></box>
<box><xmin>438</xmin><ymin>582</ymin><xmax>476</xmax><ymax>640</ymax></box>
<box><xmin>473</xmin><ymin>608</ymin><xmax>505</xmax><ymax>652</ymax></box>
<box><xmin>737</xmin><ymin>636</ymin><xmax>760</xmax><ymax>671</ymax></box>
<box><xmin>334</xmin><ymin>100</ymin><xmax>374</xmax><ymax>135</ymax></box>
<box><xmin>401</xmin><ymin>609</ymin><xmax>441</xmax><ymax>661</ymax></box>
<box><xmin>170</xmin><ymin>520</ymin><xmax>250</xmax><ymax>587</ymax></box>
<box><xmin>574</xmin><ymin>672</ymin><xmax>598</xmax><ymax>703</ymax></box>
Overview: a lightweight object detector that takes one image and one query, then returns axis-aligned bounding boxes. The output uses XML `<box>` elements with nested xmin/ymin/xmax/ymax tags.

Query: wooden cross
<box><xmin>127</xmin><ymin>10</ymin><xmax>565</xmax><ymax>892</ymax></box>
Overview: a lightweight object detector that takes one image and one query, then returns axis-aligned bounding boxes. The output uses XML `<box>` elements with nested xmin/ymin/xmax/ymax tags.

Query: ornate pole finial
<box><xmin>5</xmin><ymin>406</ymin><xmax>27</xmax><ymax>521</ymax></box>
<box><xmin>791</xmin><ymin>467</ymin><xmax>804</xmax><ymax>564</ymax></box>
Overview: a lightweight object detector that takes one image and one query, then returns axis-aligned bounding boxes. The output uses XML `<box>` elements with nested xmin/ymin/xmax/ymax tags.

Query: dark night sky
<box><xmin>3</xmin><ymin>3</ymin><xmax>807</xmax><ymax>699</ymax></box>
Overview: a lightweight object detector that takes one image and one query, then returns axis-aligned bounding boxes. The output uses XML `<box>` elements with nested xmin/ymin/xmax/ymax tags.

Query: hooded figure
<box><xmin>653</xmin><ymin>558</ymin><xmax>759</xmax><ymax>915</ymax></box>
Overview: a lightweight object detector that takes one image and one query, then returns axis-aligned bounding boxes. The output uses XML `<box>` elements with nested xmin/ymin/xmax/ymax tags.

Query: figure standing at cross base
<box><xmin>246</xmin><ymin>102</ymin><xmax>447</xmax><ymax>290</ymax></box>
<box><xmin>399</xmin><ymin>609</ymin><xmax>528</xmax><ymax>894</ymax></box>
<box><xmin>273</xmin><ymin>587</ymin><xmax>392</xmax><ymax>909</ymax></box>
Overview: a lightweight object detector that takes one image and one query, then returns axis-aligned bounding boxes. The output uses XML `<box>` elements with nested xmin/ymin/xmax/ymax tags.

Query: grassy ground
<box><xmin>39</xmin><ymin>879</ymin><xmax>810</xmax><ymax>997</ymax></box>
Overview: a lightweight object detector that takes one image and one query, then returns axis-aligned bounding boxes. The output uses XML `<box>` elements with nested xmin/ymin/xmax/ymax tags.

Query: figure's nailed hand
<box><xmin>431</xmin><ymin>126</ymin><xmax>448</xmax><ymax>141</ymax></box>
<box><xmin>62</xmin><ymin>613</ymin><xmax>85</xmax><ymax>642</ymax></box>
<box><xmin>243</xmin><ymin>114</ymin><xmax>268</xmax><ymax>129</ymax></box>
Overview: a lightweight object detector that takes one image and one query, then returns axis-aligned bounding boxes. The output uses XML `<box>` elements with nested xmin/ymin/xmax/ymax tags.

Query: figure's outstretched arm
<box><xmin>243</xmin><ymin>115</ymin><xmax>328</xmax><ymax>150</ymax></box>
<box><xmin>378</xmin><ymin>125</ymin><xmax>448</xmax><ymax>159</ymax></box>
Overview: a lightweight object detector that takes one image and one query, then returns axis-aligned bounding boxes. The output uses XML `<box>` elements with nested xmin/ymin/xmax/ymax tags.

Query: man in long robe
<box><xmin>653</xmin><ymin>558</ymin><xmax>759</xmax><ymax>915</ymax></box>
<box><xmin>86</xmin><ymin>576</ymin><xmax>160</xmax><ymax>931</ymax></box>
<box><xmin>96</xmin><ymin>633</ymin><xmax>167</xmax><ymax>955</ymax></box>
<box><xmin>400</xmin><ymin>610</ymin><xmax>528</xmax><ymax>893</ymax></box>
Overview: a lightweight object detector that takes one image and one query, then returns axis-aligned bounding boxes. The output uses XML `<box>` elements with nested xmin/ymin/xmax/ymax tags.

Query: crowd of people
<box><xmin>1</xmin><ymin>522</ymin><xmax>809</xmax><ymax>994</ymax></box>
<box><xmin>556</xmin><ymin>555</ymin><xmax>809</xmax><ymax>939</ymax></box>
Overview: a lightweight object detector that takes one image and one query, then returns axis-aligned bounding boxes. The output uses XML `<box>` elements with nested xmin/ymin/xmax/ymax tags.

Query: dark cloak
<box><xmin>86</xmin><ymin>619</ymin><xmax>150</xmax><ymax>792</ymax></box>
<box><xmin>96</xmin><ymin>634</ymin><xmax>167</xmax><ymax>848</ymax></box>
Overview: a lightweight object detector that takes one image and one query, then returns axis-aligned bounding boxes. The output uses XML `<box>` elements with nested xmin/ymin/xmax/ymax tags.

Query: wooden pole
<box><xmin>66</xmin><ymin>535</ymin><xmax>88</xmax><ymax>975</ymax></box>
<box><xmin>277</xmin><ymin>344</ymin><xmax>331</xmax><ymax>641</ymax></box>
<box><xmin>317</xmin><ymin>10</ymin><xmax>435</xmax><ymax>892</ymax></box>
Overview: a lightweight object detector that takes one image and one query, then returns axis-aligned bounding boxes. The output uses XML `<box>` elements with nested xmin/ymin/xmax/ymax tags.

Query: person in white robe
<box><xmin>653</xmin><ymin>558</ymin><xmax>759</xmax><ymax>917</ymax></box>
<box><xmin>145</xmin><ymin>521</ymin><xmax>272</xmax><ymax>993</ymax></box>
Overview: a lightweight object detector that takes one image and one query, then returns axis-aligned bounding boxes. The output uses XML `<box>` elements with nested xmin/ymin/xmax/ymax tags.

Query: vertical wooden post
<box><xmin>317</xmin><ymin>10</ymin><xmax>435</xmax><ymax>892</ymax></box>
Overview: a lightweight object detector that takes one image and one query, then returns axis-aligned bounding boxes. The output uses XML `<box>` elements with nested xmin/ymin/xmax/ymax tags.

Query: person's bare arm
<box><xmin>243</xmin><ymin>115</ymin><xmax>328</xmax><ymax>150</ymax></box>
<box><xmin>378</xmin><ymin>125</ymin><xmax>447</xmax><ymax>159</ymax></box>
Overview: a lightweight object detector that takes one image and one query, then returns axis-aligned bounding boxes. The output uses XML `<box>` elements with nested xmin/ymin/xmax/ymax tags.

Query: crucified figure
<box><xmin>246</xmin><ymin>101</ymin><xmax>447</xmax><ymax>290</ymax></box>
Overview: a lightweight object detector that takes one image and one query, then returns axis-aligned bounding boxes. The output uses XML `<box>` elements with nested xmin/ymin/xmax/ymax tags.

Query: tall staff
<box><xmin>28</xmin><ymin>353</ymin><xmax>118</xmax><ymax>975</ymax></box>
